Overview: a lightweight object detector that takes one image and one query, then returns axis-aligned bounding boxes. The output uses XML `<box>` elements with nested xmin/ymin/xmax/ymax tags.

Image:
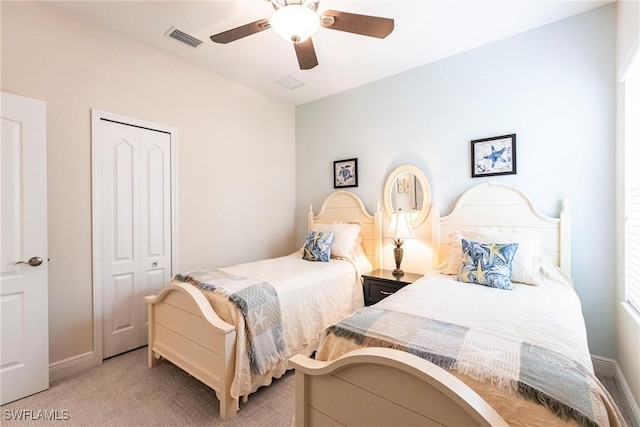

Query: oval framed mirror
<box><xmin>383</xmin><ymin>165</ymin><xmax>432</xmax><ymax>227</ymax></box>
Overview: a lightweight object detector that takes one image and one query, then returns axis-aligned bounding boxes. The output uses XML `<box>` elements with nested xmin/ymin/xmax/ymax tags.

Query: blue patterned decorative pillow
<box><xmin>302</xmin><ymin>231</ymin><xmax>335</xmax><ymax>262</ymax></box>
<box><xmin>457</xmin><ymin>239</ymin><xmax>519</xmax><ymax>290</ymax></box>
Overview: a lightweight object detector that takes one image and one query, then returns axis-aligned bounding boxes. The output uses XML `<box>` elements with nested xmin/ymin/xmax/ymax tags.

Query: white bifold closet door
<box><xmin>98</xmin><ymin>119</ymin><xmax>171</xmax><ymax>359</ymax></box>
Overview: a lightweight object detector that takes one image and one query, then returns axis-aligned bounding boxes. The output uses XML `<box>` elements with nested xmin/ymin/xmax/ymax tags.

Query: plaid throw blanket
<box><xmin>326</xmin><ymin>307</ymin><xmax>607</xmax><ymax>427</ymax></box>
<box><xmin>174</xmin><ymin>270</ymin><xmax>285</xmax><ymax>375</ymax></box>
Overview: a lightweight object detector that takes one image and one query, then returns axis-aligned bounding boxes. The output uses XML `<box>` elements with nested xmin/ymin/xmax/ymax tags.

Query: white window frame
<box><xmin>624</xmin><ymin>49</ymin><xmax>640</xmax><ymax>314</ymax></box>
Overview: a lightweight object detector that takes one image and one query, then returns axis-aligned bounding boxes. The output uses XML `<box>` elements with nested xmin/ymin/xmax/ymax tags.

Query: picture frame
<box><xmin>471</xmin><ymin>134</ymin><xmax>517</xmax><ymax>178</ymax></box>
<box><xmin>333</xmin><ymin>158</ymin><xmax>358</xmax><ymax>188</ymax></box>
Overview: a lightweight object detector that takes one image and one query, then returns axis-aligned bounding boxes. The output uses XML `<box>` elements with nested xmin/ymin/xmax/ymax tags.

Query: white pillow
<box><xmin>311</xmin><ymin>222</ymin><xmax>361</xmax><ymax>260</ymax></box>
<box><xmin>352</xmin><ymin>239</ymin><xmax>373</xmax><ymax>273</ymax></box>
<box><xmin>439</xmin><ymin>228</ymin><xmax>545</xmax><ymax>286</ymax></box>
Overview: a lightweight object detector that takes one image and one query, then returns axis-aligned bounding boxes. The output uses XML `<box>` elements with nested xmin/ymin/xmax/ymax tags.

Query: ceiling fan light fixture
<box><xmin>210</xmin><ymin>2</ymin><xmax>394</xmax><ymax>71</ymax></box>
<box><xmin>269</xmin><ymin>5</ymin><xmax>320</xmax><ymax>43</ymax></box>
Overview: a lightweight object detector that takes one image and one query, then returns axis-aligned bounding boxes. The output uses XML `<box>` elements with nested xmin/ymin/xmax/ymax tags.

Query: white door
<box><xmin>0</xmin><ymin>92</ymin><xmax>49</xmax><ymax>404</ymax></box>
<box><xmin>97</xmin><ymin>118</ymin><xmax>172</xmax><ymax>359</ymax></box>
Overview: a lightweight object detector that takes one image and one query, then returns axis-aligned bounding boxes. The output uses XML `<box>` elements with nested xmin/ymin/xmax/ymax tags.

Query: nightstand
<box><xmin>362</xmin><ymin>269</ymin><xmax>423</xmax><ymax>306</ymax></box>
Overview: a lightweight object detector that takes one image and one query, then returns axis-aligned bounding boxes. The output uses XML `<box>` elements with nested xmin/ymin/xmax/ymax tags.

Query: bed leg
<box><xmin>294</xmin><ymin>367</ymin><xmax>307</xmax><ymax>427</ymax></box>
<box><xmin>218</xmin><ymin>393</ymin><xmax>239</xmax><ymax>421</ymax></box>
<box><xmin>148</xmin><ymin>349</ymin><xmax>160</xmax><ymax>368</ymax></box>
<box><xmin>146</xmin><ymin>295</ymin><xmax>159</xmax><ymax>369</ymax></box>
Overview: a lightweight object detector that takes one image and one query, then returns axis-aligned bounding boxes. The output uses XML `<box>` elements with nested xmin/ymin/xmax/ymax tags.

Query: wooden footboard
<box><xmin>145</xmin><ymin>283</ymin><xmax>238</xmax><ymax>420</ymax></box>
<box><xmin>289</xmin><ymin>348</ymin><xmax>506</xmax><ymax>427</ymax></box>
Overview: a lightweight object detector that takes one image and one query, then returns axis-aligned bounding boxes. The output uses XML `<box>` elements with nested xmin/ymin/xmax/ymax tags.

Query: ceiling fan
<box><xmin>210</xmin><ymin>0</ymin><xmax>394</xmax><ymax>70</ymax></box>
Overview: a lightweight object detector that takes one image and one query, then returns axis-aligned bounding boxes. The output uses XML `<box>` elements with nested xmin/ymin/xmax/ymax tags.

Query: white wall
<box><xmin>296</xmin><ymin>5</ymin><xmax>617</xmax><ymax>358</ymax></box>
<box><xmin>1</xmin><ymin>2</ymin><xmax>296</xmax><ymax>367</ymax></box>
<box><xmin>616</xmin><ymin>0</ymin><xmax>640</xmax><ymax>407</ymax></box>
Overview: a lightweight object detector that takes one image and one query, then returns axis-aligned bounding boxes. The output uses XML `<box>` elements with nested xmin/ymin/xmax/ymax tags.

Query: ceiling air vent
<box><xmin>165</xmin><ymin>27</ymin><xmax>203</xmax><ymax>48</ymax></box>
<box><xmin>274</xmin><ymin>75</ymin><xmax>305</xmax><ymax>90</ymax></box>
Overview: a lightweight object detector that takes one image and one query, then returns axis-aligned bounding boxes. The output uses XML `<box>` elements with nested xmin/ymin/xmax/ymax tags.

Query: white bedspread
<box><xmin>187</xmin><ymin>250</ymin><xmax>365</xmax><ymax>400</ymax></box>
<box><xmin>316</xmin><ymin>262</ymin><xmax>625</xmax><ymax>427</ymax></box>
<box><xmin>378</xmin><ymin>272</ymin><xmax>593</xmax><ymax>370</ymax></box>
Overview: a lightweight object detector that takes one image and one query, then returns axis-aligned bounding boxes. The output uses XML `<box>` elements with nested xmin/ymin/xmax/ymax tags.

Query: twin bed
<box><xmin>146</xmin><ymin>183</ymin><xmax>625</xmax><ymax>426</ymax></box>
<box><xmin>144</xmin><ymin>190</ymin><xmax>382</xmax><ymax>420</ymax></box>
<box><xmin>291</xmin><ymin>182</ymin><xmax>624</xmax><ymax>427</ymax></box>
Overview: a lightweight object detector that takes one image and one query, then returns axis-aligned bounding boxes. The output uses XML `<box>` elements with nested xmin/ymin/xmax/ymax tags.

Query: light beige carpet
<box><xmin>1</xmin><ymin>347</ymin><xmax>294</xmax><ymax>426</ymax></box>
<box><xmin>2</xmin><ymin>346</ymin><xmax>635</xmax><ymax>426</ymax></box>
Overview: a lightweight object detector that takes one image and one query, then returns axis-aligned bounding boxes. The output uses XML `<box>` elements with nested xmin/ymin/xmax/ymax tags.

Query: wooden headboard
<box><xmin>308</xmin><ymin>190</ymin><xmax>382</xmax><ymax>270</ymax></box>
<box><xmin>432</xmin><ymin>181</ymin><xmax>571</xmax><ymax>276</ymax></box>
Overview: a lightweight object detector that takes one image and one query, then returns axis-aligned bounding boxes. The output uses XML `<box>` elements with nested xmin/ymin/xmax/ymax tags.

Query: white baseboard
<box><xmin>592</xmin><ymin>355</ymin><xmax>640</xmax><ymax>426</ymax></box>
<box><xmin>591</xmin><ymin>354</ymin><xmax>616</xmax><ymax>377</ymax></box>
<box><xmin>49</xmin><ymin>351</ymin><xmax>101</xmax><ymax>383</ymax></box>
<box><xmin>615</xmin><ymin>363</ymin><xmax>640</xmax><ymax>426</ymax></box>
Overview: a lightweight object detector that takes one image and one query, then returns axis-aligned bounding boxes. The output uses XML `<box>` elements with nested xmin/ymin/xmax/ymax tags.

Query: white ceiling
<box><xmin>49</xmin><ymin>0</ymin><xmax>611</xmax><ymax>106</ymax></box>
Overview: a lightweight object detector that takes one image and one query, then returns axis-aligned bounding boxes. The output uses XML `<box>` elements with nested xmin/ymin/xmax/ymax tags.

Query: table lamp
<box><xmin>384</xmin><ymin>210</ymin><xmax>415</xmax><ymax>276</ymax></box>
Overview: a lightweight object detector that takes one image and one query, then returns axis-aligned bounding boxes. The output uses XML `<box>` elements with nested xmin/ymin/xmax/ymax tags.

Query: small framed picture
<box><xmin>471</xmin><ymin>134</ymin><xmax>516</xmax><ymax>178</ymax></box>
<box><xmin>333</xmin><ymin>158</ymin><xmax>358</xmax><ymax>188</ymax></box>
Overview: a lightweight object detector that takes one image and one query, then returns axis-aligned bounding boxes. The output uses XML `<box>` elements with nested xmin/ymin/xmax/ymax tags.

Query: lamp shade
<box><xmin>269</xmin><ymin>4</ymin><xmax>320</xmax><ymax>43</ymax></box>
<box><xmin>384</xmin><ymin>211</ymin><xmax>415</xmax><ymax>240</ymax></box>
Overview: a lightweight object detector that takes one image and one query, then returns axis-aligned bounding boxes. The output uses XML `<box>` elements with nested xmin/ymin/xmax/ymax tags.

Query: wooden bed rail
<box><xmin>289</xmin><ymin>348</ymin><xmax>507</xmax><ymax>427</ymax></box>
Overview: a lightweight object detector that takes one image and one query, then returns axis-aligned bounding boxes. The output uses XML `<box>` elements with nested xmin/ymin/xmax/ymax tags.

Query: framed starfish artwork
<box><xmin>471</xmin><ymin>134</ymin><xmax>517</xmax><ymax>178</ymax></box>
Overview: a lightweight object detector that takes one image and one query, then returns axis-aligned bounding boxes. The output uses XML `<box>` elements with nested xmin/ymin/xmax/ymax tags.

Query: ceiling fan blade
<box><xmin>210</xmin><ymin>19</ymin><xmax>270</xmax><ymax>44</ymax></box>
<box><xmin>321</xmin><ymin>10</ymin><xmax>394</xmax><ymax>39</ymax></box>
<box><xmin>294</xmin><ymin>38</ymin><xmax>318</xmax><ymax>70</ymax></box>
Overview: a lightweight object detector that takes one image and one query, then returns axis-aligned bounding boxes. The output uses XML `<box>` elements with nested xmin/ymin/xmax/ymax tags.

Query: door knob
<box><xmin>14</xmin><ymin>256</ymin><xmax>43</xmax><ymax>267</ymax></box>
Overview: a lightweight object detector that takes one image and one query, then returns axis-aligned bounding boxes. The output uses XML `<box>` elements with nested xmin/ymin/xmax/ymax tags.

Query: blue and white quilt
<box><xmin>174</xmin><ymin>270</ymin><xmax>285</xmax><ymax>375</ymax></box>
<box><xmin>316</xmin><ymin>269</ymin><xmax>626</xmax><ymax>427</ymax></box>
